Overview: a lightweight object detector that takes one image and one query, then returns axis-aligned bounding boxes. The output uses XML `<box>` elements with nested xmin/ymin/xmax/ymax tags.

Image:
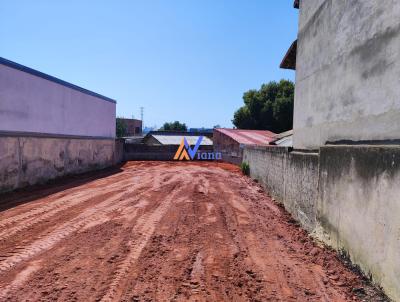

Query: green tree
<box><xmin>116</xmin><ymin>118</ymin><xmax>127</xmax><ymax>138</ymax></box>
<box><xmin>232</xmin><ymin>80</ymin><xmax>294</xmax><ymax>133</ymax></box>
<box><xmin>160</xmin><ymin>121</ymin><xmax>187</xmax><ymax>131</ymax></box>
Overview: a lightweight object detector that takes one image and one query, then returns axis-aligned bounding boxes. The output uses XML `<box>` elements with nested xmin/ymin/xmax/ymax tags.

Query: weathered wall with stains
<box><xmin>285</xmin><ymin>151</ymin><xmax>319</xmax><ymax>230</ymax></box>
<box><xmin>0</xmin><ymin>58</ymin><xmax>119</xmax><ymax>193</ymax></box>
<box><xmin>243</xmin><ymin>144</ymin><xmax>400</xmax><ymax>300</ymax></box>
<box><xmin>318</xmin><ymin>145</ymin><xmax>400</xmax><ymax>300</ymax></box>
<box><xmin>0</xmin><ymin>136</ymin><xmax>116</xmax><ymax>193</ymax></box>
<box><xmin>294</xmin><ymin>0</ymin><xmax>400</xmax><ymax>149</ymax></box>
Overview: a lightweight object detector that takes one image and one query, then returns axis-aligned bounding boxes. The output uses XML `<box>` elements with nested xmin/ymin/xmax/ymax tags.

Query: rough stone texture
<box><xmin>242</xmin><ymin>146</ymin><xmax>318</xmax><ymax>232</ymax></box>
<box><xmin>0</xmin><ymin>136</ymin><xmax>115</xmax><ymax>193</ymax></box>
<box><xmin>318</xmin><ymin>145</ymin><xmax>400</xmax><ymax>301</ymax></box>
<box><xmin>294</xmin><ymin>0</ymin><xmax>400</xmax><ymax>149</ymax></box>
<box><xmin>285</xmin><ymin>151</ymin><xmax>319</xmax><ymax>231</ymax></box>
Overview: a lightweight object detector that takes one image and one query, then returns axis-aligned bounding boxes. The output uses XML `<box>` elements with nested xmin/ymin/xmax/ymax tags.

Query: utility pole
<box><xmin>140</xmin><ymin>107</ymin><xmax>144</xmax><ymax>133</ymax></box>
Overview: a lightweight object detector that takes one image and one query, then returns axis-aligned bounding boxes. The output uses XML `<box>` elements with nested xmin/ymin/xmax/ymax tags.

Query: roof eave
<box><xmin>280</xmin><ymin>40</ymin><xmax>297</xmax><ymax>70</ymax></box>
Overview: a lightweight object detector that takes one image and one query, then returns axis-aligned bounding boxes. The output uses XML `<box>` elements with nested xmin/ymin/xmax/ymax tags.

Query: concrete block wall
<box><xmin>242</xmin><ymin>146</ymin><xmax>287</xmax><ymax>201</ymax></box>
<box><xmin>243</xmin><ymin>146</ymin><xmax>318</xmax><ymax>232</ymax></box>
<box><xmin>285</xmin><ymin>151</ymin><xmax>319</xmax><ymax>231</ymax></box>
<box><xmin>124</xmin><ymin>144</ymin><xmax>214</xmax><ymax>161</ymax></box>
<box><xmin>243</xmin><ymin>145</ymin><xmax>400</xmax><ymax>300</ymax></box>
<box><xmin>0</xmin><ymin>136</ymin><xmax>115</xmax><ymax>193</ymax></box>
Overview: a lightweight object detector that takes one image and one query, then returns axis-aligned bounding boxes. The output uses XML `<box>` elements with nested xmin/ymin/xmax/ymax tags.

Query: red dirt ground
<box><xmin>0</xmin><ymin>161</ymin><xmax>387</xmax><ymax>301</ymax></box>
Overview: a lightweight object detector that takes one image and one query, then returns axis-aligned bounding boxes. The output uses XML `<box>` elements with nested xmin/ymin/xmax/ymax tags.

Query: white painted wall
<box><xmin>0</xmin><ymin>63</ymin><xmax>116</xmax><ymax>138</ymax></box>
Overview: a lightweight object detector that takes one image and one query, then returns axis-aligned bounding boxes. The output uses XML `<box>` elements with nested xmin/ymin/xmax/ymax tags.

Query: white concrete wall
<box><xmin>318</xmin><ymin>145</ymin><xmax>400</xmax><ymax>302</ymax></box>
<box><xmin>0</xmin><ymin>63</ymin><xmax>116</xmax><ymax>138</ymax></box>
<box><xmin>294</xmin><ymin>0</ymin><xmax>400</xmax><ymax>149</ymax></box>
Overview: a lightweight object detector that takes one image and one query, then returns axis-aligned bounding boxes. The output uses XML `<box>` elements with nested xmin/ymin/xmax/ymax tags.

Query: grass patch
<box><xmin>240</xmin><ymin>162</ymin><xmax>250</xmax><ymax>176</ymax></box>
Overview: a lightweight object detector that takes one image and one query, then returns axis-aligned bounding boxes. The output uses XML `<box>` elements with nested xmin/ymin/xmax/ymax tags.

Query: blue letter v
<box><xmin>184</xmin><ymin>136</ymin><xmax>203</xmax><ymax>159</ymax></box>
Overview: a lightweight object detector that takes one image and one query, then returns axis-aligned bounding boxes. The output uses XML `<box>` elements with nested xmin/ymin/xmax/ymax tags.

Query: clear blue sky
<box><xmin>0</xmin><ymin>0</ymin><xmax>298</xmax><ymax>129</ymax></box>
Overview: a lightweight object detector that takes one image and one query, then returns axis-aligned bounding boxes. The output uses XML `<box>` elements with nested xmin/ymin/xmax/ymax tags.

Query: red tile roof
<box><xmin>215</xmin><ymin>128</ymin><xmax>276</xmax><ymax>146</ymax></box>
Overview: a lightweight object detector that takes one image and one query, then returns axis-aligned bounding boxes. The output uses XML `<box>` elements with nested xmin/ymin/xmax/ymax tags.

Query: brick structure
<box><xmin>118</xmin><ymin>118</ymin><xmax>142</xmax><ymax>136</ymax></box>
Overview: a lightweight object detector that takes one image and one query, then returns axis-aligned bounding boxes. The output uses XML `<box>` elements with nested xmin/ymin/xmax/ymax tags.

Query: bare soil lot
<box><xmin>0</xmin><ymin>162</ymin><xmax>386</xmax><ymax>301</ymax></box>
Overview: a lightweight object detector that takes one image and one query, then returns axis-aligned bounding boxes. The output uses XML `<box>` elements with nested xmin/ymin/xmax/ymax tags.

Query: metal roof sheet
<box><xmin>215</xmin><ymin>129</ymin><xmax>276</xmax><ymax>146</ymax></box>
<box><xmin>275</xmin><ymin>135</ymin><xmax>293</xmax><ymax>147</ymax></box>
<box><xmin>152</xmin><ymin>135</ymin><xmax>213</xmax><ymax>146</ymax></box>
<box><xmin>274</xmin><ymin>129</ymin><xmax>293</xmax><ymax>140</ymax></box>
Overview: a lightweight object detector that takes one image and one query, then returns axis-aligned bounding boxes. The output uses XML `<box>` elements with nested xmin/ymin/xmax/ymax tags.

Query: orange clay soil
<box><xmin>0</xmin><ymin>161</ymin><xmax>387</xmax><ymax>302</ymax></box>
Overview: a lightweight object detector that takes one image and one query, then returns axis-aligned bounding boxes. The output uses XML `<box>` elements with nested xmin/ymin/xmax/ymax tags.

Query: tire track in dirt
<box><xmin>0</xmin><ymin>179</ymin><xmax>155</xmax><ymax>275</ymax></box>
<box><xmin>214</xmin><ymin>177</ymin><xmax>351</xmax><ymax>301</ymax></box>
<box><xmin>0</xmin><ymin>260</ymin><xmax>43</xmax><ymax>300</ymax></box>
<box><xmin>0</xmin><ymin>169</ymin><xmax>158</xmax><ymax>244</ymax></box>
<box><xmin>0</xmin><ymin>166</ymin><xmax>183</xmax><ymax>298</ymax></box>
<box><xmin>0</xmin><ymin>162</ymin><xmax>388</xmax><ymax>302</ymax></box>
<box><xmin>0</xmin><ymin>176</ymin><xmax>133</xmax><ymax>229</ymax></box>
<box><xmin>0</xmin><ymin>166</ymin><xmax>151</xmax><ymax>222</ymax></box>
<box><xmin>100</xmin><ymin>180</ymin><xmax>189</xmax><ymax>302</ymax></box>
<box><xmin>216</xmin><ymin>178</ymin><xmax>302</xmax><ymax>300</ymax></box>
<box><xmin>0</xmin><ymin>183</ymin><xmax>134</xmax><ymax>242</ymax></box>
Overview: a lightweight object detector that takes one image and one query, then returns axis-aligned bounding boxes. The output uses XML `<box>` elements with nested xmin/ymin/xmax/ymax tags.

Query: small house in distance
<box><xmin>213</xmin><ymin>128</ymin><xmax>276</xmax><ymax>165</ymax></box>
<box><xmin>117</xmin><ymin>118</ymin><xmax>142</xmax><ymax>136</ymax></box>
<box><xmin>124</xmin><ymin>130</ymin><xmax>213</xmax><ymax>161</ymax></box>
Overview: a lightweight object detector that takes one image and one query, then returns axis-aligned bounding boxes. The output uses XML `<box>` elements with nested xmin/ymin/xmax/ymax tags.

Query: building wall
<box><xmin>118</xmin><ymin>118</ymin><xmax>142</xmax><ymax>136</ymax></box>
<box><xmin>285</xmin><ymin>151</ymin><xmax>318</xmax><ymax>229</ymax></box>
<box><xmin>0</xmin><ymin>62</ymin><xmax>116</xmax><ymax>138</ymax></box>
<box><xmin>213</xmin><ymin>130</ymin><xmax>242</xmax><ymax>165</ymax></box>
<box><xmin>294</xmin><ymin>0</ymin><xmax>400</xmax><ymax>149</ymax></box>
<box><xmin>0</xmin><ymin>136</ymin><xmax>116</xmax><ymax>193</ymax></box>
<box><xmin>318</xmin><ymin>146</ymin><xmax>400</xmax><ymax>300</ymax></box>
<box><xmin>114</xmin><ymin>139</ymin><xmax>125</xmax><ymax>164</ymax></box>
<box><xmin>243</xmin><ymin>145</ymin><xmax>400</xmax><ymax>300</ymax></box>
<box><xmin>0</xmin><ymin>59</ymin><xmax>118</xmax><ymax>193</ymax></box>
